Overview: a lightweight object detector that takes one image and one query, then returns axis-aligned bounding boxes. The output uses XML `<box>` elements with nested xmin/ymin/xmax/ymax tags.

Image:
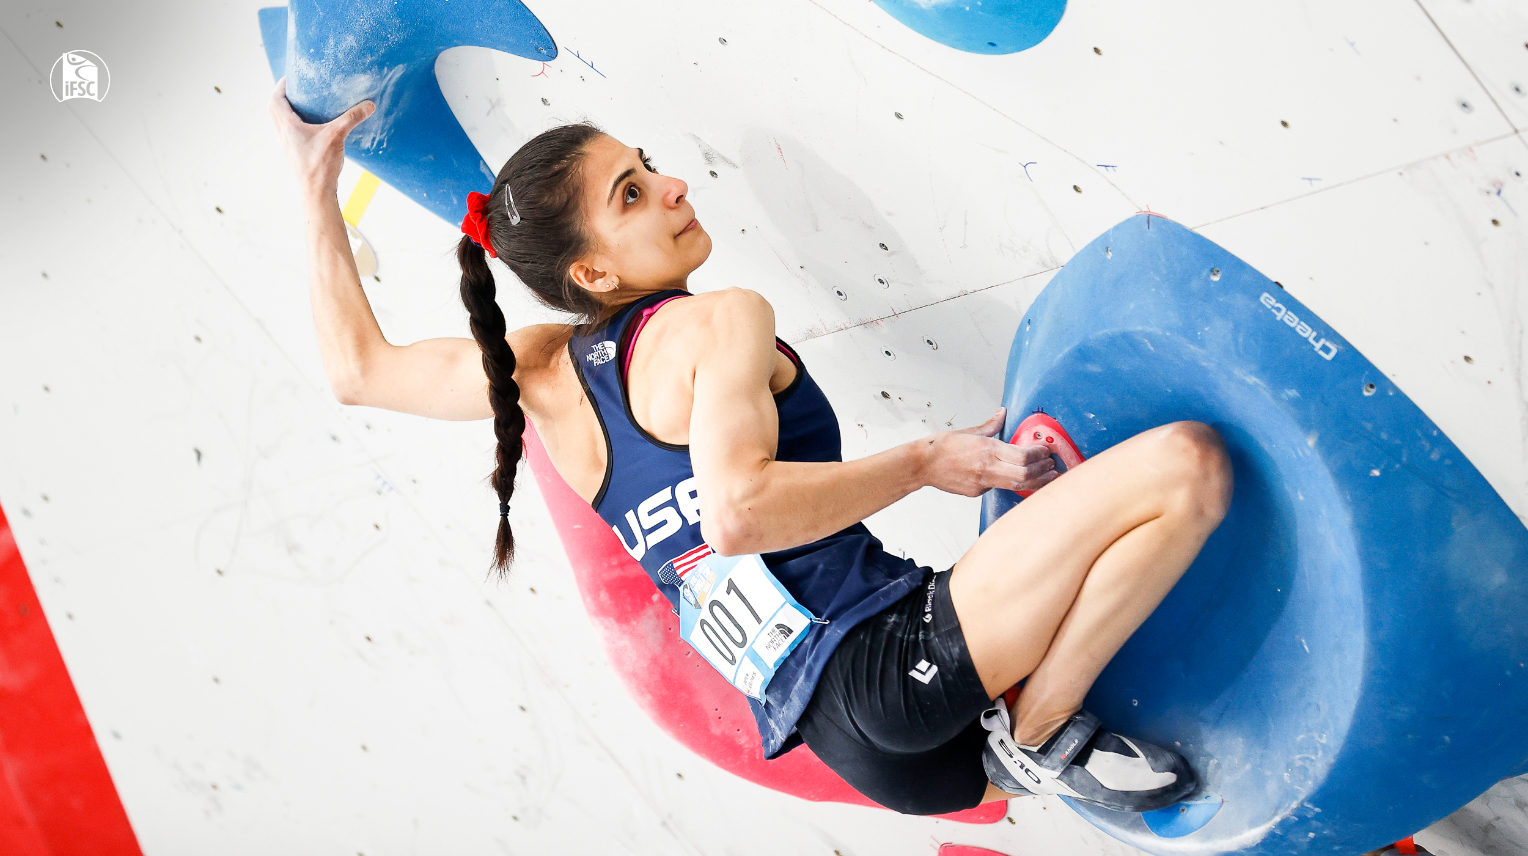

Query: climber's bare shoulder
<box><xmin>508</xmin><ymin>323</ymin><xmax>609</xmax><ymax>503</ymax></box>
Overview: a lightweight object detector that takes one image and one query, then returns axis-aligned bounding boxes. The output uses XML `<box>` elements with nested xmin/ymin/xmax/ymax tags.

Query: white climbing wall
<box><xmin>0</xmin><ymin>0</ymin><xmax>1525</xmax><ymax>854</ymax></box>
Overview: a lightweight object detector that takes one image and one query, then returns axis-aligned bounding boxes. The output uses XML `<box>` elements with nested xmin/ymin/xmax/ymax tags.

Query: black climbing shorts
<box><xmin>795</xmin><ymin>566</ymin><xmax>996</xmax><ymax>815</ymax></box>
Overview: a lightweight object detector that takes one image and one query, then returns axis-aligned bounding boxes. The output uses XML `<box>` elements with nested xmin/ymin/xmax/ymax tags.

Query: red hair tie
<box><xmin>460</xmin><ymin>190</ymin><xmax>496</xmax><ymax>258</ymax></box>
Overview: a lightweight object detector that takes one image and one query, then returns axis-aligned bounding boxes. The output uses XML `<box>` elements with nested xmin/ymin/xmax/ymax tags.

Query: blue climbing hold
<box><xmin>872</xmin><ymin>0</ymin><xmax>1066</xmax><ymax>55</ymax></box>
<box><xmin>257</xmin><ymin>0</ymin><xmax>556</xmax><ymax>224</ymax></box>
<box><xmin>981</xmin><ymin>214</ymin><xmax>1528</xmax><ymax>855</ymax></box>
<box><xmin>1140</xmin><ymin>792</ymin><xmax>1225</xmax><ymax>839</ymax></box>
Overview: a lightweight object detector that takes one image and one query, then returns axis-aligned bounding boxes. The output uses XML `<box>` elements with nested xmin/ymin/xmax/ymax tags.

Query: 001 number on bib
<box><xmin>677</xmin><ymin>553</ymin><xmax>814</xmax><ymax>699</ymax></box>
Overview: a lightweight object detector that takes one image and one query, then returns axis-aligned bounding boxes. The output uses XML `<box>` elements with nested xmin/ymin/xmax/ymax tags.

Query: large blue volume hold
<box><xmin>979</xmin><ymin>215</ymin><xmax>1528</xmax><ymax>855</ymax></box>
<box><xmin>257</xmin><ymin>1</ymin><xmax>556</xmax><ymax>224</ymax></box>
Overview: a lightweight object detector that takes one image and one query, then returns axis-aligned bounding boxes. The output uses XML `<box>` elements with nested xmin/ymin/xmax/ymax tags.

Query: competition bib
<box><xmin>677</xmin><ymin>553</ymin><xmax>815</xmax><ymax>700</ymax></box>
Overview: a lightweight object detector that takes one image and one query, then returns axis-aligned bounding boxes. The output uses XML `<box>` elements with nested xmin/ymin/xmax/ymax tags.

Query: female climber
<box><xmin>268</xmin><ymin>80</ymin><xmax>1233</xmax><ymax>816</ymax></box>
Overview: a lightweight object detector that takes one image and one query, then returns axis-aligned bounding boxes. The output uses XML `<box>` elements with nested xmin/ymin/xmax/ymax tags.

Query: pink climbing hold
<box><xmin>1009</xmin><ymin>412</ymin><xmax>1085</xmax><ymax>497</ymax></box>
<box><xmin>937</xmin><ymin>845</ymin><xmax>1015</xmax><ymax>856</ymax></box>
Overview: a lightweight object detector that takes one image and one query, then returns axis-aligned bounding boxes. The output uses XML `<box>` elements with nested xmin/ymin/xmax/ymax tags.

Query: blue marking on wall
<box><xmin>257</xmin><ymin>0</ymin><xmax>556</xmax><ymax>224</ymax></box>
<box><xmin>981</xmin><ymin>214</ymin><xmax>1528</xmax><ymax>855</ymax></box>
<box><xmin>872</xmin><ymin>0</ymin><xmax>1066</xmax><ymax>55</ymax></box>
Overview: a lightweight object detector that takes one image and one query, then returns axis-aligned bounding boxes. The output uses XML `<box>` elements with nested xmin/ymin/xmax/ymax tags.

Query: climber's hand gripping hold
<box><xmin>921</xmin><ymin>407</ymin><xmax>1058</xmax><ymax>498</ymax></box>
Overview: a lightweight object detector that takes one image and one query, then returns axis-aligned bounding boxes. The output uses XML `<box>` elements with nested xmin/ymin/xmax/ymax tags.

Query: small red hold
<box><xmin>1010</xmin><ymin>412</ymin><xmax>1086</xmax><ymax>498</ymax></box>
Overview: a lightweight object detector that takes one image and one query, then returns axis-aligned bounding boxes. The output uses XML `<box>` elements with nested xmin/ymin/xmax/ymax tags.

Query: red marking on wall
<box><xmin>938</xmin><ymin>846</ymin><xmax>1015</xmax><ymax>856</ymax></box>
<box><xmin>0</xmin><ymin>504</ymin><xmax>142</xmax><ymax>856</ymax></box>
<box><xmin>524</xmin><ymin>426</ymin><xmax>1004</xmax><ymax>824</ymax></box>
<box><xmin>1133</xmin><ymin>206</ymin><xmax>1172</xmax><ymax>228</ymax></box>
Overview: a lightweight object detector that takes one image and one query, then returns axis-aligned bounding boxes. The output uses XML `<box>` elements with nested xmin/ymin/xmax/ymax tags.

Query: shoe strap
<box><xmin>1031</xmin><ymin>710</ymin><xmax>1101</xmax><ymax>773</ymax></box>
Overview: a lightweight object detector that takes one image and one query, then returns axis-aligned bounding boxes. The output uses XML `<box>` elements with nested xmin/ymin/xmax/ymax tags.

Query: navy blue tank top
<box><xmin>569</xmin><ymin>289</ymin><xmax>928</xmax><ymax>758</ymax></box>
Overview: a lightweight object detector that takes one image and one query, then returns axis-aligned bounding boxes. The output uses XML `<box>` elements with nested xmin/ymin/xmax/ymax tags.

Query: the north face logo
<box><xmin>587</xmin><ymin>340</ymin><xmax>616</xmax><ymax>366</ymax></box>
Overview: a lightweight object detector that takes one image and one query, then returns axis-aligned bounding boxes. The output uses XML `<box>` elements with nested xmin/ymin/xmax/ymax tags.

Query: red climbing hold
<box><xmin>1009</xmin><ymin>412</ymin><xmax>1085</xmax><ymax>497</ymax></box>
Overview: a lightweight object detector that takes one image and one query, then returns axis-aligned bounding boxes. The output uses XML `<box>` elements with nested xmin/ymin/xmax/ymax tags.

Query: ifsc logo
<box><xmin>50</xmin><ymin>50</ymin><xmax>111</xmax><ymax>103</ymax></box>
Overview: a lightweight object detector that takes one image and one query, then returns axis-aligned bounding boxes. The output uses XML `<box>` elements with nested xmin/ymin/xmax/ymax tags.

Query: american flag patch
<box><xmin>658</xmin><ymin>543</ymin><xmax>713</xmax><ymax>587</ymax></box>
<box><xmin>672</xmin><ymin>543</ymin><xmax>713</xmax><ymax>578</ymax></box>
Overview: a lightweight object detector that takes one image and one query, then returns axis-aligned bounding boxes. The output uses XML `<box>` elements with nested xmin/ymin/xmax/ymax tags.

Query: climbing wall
<box><xmin>0</xmin><ymin>0</ymin><xmax>1525</xmax><ymax>854</ymax></box>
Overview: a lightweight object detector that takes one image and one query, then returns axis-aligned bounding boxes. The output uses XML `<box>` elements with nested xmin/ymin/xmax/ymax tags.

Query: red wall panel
<box><xmin>0</xmin><ymin>505</ymin><xmax>141</xmax><ymax>856</ymax></box>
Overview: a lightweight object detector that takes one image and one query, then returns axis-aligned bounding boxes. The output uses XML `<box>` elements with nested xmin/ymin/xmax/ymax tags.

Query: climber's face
<box><xmin>569</xmin><ymin>134</ymin><xmax>712</xmax><ymax>298</ymax></box>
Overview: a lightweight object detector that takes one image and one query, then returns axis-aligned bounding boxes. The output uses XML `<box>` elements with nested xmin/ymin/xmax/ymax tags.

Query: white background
<box><xmin>1</xmin><ymin>0</ymin><xmax>1526</xmax><ymax>853</ymax></box>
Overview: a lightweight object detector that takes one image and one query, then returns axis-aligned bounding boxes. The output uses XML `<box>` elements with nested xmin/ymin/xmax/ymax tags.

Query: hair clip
<box><xmin>505</xmin><ymin>186</ymin><xmax>522</xmax><ymax>226</ymax></box>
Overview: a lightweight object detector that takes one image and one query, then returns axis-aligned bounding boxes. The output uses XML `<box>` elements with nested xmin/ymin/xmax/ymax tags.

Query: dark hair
<box><xmin>456</xmin><ymin>121</ymin><xmax>608</xmax><ymax>576</ymax></box>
